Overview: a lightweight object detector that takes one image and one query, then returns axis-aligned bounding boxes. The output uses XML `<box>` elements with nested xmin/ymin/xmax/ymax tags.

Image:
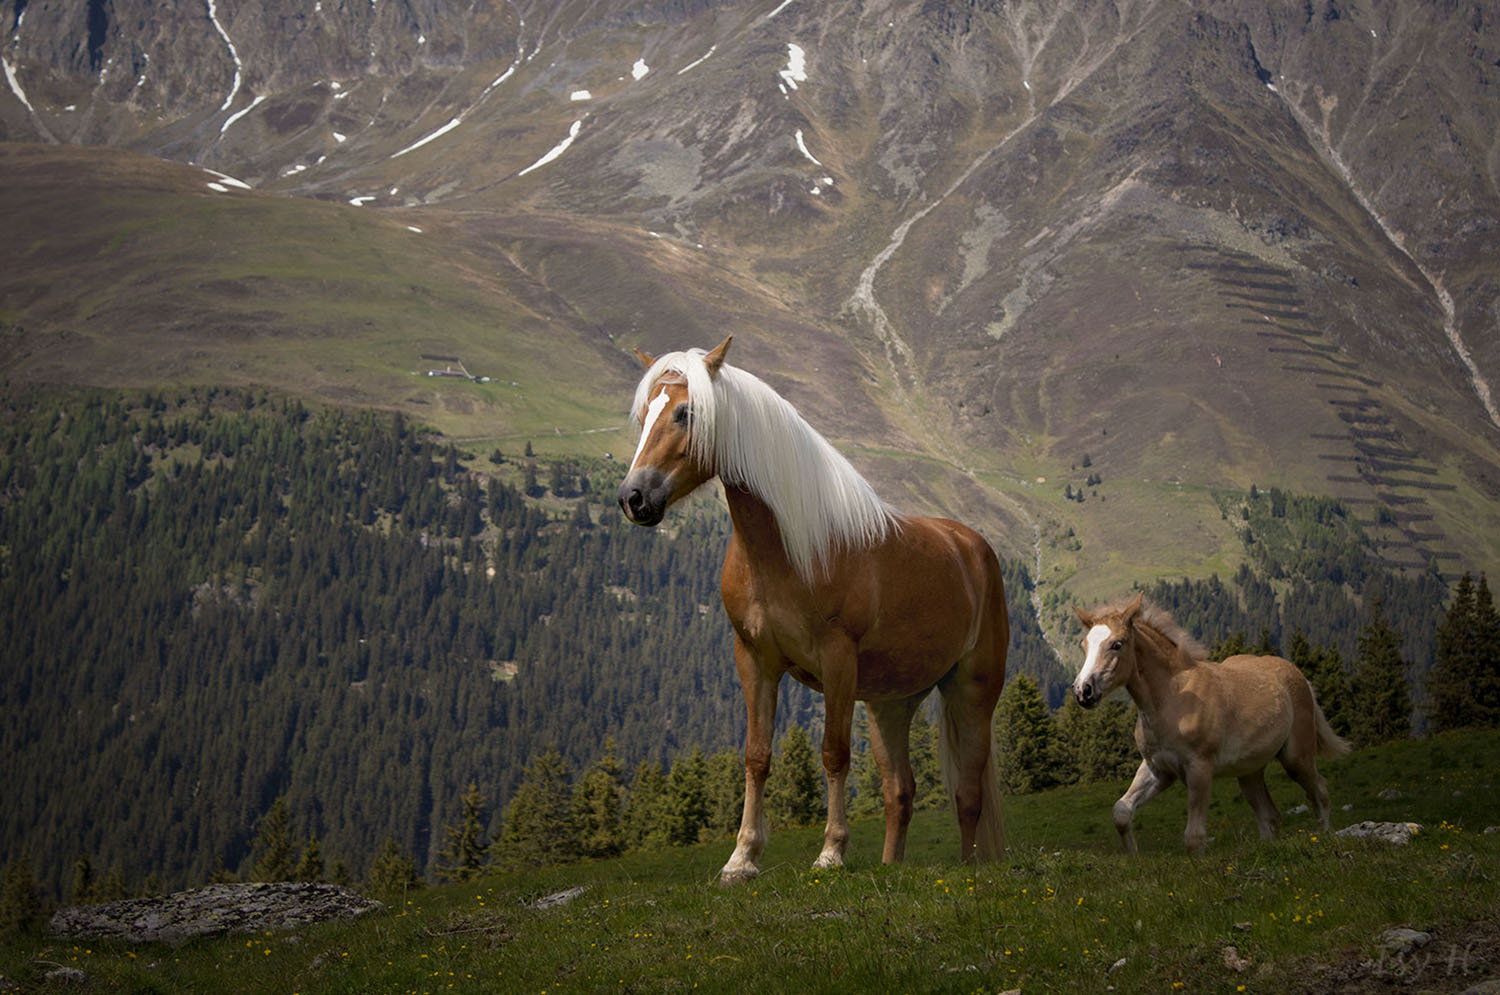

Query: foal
<box><xmin>1072</xmin><ymin>593</ymin><xmax>1349</xmax><ymax>854</ymax></box>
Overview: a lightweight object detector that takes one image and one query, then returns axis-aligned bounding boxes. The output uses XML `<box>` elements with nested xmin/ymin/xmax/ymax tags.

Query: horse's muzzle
<box><xmin>617</xmin><ymin>467</ymin><xmax>669</xmax><ymax>527</ymax></box>
<box><xmin>1074</xmin><ymin>679</ymin><xmax>1099</xmax><ymax>709</ymax></box>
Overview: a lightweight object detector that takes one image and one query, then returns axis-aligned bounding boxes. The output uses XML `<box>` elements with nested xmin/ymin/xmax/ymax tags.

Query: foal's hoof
<box><xmin>718</xmin><ymin>865</ymin><xmax>760</xmax><ymax>886</ymax></box>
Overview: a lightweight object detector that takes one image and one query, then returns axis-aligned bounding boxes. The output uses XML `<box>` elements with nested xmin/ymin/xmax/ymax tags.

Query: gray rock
<box><xmin>1378</xmin><ymin>927</ymin><xmax>1431</xmax><ymax>955</ymax></box>
<box><xmin>48</xmin><ymin>882</ymin><xmax>382</xmax><ymax>944</ymax></box>
<box><xmin>1335</xmin><ymin>821</ymin><xmax>1422</xmax><ymax>845</ymax></box>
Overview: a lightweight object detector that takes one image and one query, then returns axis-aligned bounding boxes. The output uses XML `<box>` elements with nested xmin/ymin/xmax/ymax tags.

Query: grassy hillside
<box><xmin>6</xmin><ymin>728</ymin><xmax>1496</xmax><ymax>993</ymax></box>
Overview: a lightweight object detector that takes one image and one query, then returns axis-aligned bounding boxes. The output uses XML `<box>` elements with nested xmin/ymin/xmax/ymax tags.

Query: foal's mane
<box><xmin>1098</xmin><ymin>594</ymin><xmax>1210</xmax><ymax>662</ymax></box>
<box><xmin>633</xmin><ymin>348</ymin><xmax>899</xmax><ymax>582</ymax></box>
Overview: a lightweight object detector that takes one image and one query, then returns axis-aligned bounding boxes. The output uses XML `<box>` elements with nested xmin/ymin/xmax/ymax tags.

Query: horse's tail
<box><xmin>1310</xmin><ymin>687</ymin><xmax>1351</xmax><ymax>758</ymax></box>
<box><xmin>937</xmin><ymin>695</ymin><xmax>1008</xmax><ymax>861</ymax></box>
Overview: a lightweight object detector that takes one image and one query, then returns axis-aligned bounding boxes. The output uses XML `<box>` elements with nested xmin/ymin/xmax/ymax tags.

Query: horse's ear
<box><xmin>1073</xmin><ymin>605</ymin><xmax>1093</xmax><ymax>628</ymax></box>
<box><xmin>1123</xmin><ymin>591</ymin><xmax>1145</xmax><ymax>622</ymax></box>
<box><xmin>703</xmin><ymin>335</ymin><xmax>733</xmax><ymax>377</ymax></box>
<box><xmin>633</xmin><ymin>347</ymin><xmax>656</xmax><ymax>369</ymax></box>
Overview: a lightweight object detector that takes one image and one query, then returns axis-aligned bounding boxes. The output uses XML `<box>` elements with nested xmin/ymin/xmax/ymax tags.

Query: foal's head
<box><xmin>617</xmin><ymin>336</ymin><xmax>731</xmax><ymax>527</ymax></box>
<box><xmin>1071</xmin><ymin>592</ymin><xmax>1146</xmax><ymax>708</ymax></box>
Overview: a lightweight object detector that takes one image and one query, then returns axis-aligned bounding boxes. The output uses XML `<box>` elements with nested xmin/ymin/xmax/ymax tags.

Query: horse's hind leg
<box><xmin>866</xmin><ymin>696</ymin><xmax>923</xmax><ymax>864</ymax></box>
<box><xmin>1115</xmin><ymin>760</ymin><xmax>1172</xmax><ymax>856</ymax></box>
<box><xmin>1237</xmin><ymin>769</ymin><xmax>1281</xmax><ymax>839</ymax></box>
<box><xmin>1282</xmin><ymin>754</ymin><xmax>1333</xmax><ymax>830</ymax></box>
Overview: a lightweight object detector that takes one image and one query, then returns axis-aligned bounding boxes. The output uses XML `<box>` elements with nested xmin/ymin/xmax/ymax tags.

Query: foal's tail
<box><xmin>938</xmin><ymin>696</ymin><xmax>1008</xmax><ymax>861</ymax></box>
<box><xmin>1310</xmin><ymin>689</ymin><xmax>1352</xmax><ymax>759</ymax></box>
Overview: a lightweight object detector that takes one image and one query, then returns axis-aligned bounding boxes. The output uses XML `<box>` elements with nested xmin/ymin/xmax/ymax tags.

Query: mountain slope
<box><xmin>3</xmin><ymin>0</ymin><xmax>1498</xmax><ymax>595</ymax></box>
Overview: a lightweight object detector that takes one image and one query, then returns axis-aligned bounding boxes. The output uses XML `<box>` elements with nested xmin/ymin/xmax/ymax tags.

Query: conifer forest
<box><xmin>1</xmin><ymin>386</ymin><xmax>1492</xmax><ymax>906</ymax></box>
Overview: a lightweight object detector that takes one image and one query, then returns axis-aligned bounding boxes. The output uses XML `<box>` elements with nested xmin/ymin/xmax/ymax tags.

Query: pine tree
<box><xmin>1349</xmin><ymin>598</ymin><xmax>1413</xmax><ymax>747</ymax></box>
<box><xmin>249</xmin><ymin>796</ymin><xmax>297</xmax><ymax>882</ymax></box>
<box><xmin>365</xmin><ymin>837</ymin><xmax>424</xmax><ymax>902</ymax></box>
<box><xmin>1289</xmin><ymin>630</ymin><xmax>1351</xmax><ymax>738</ymax></box>
<box><xmin>993</xmin><ymin>673</ymin><xmax>1057</xmax><ymax>795</ymax></box>
<box><xmin>908</xmin><ymin>708</ymin><xmax>946</xmax><ymax>810</ymax></box>
<box><xmin>767</xmin><ymin>725</ymin><xmax>823</xmax><ymax>828</ymax></box>
<box><xmin>573</xmin><ymin>741</ymin><xmax>626</xmax><ymax>859</ymax></box>
<box><xmin>623</xmin><ymin>760</ymin><xmax>672</xmax><ymax>851</ymax></box>
<box><xmin>703</xmin><ymin>749</ymin><xmax>746</xmax><ymax>840</ymax></box>
<box><xmin>1053</xmin><ymin>696</ymin><xmax>1138</xmax><ymax>786</ymax></box>
<box><xmin>666</xmin><ymin>748</ymin><xmax>711</xmax><ymax>846</ymax></box>
<box><xmin>1475</xmin><ymin>574</ymin><xmax>1500</xmax><ymax>727</ymax></box>
<box><xmin>492</xmin><ymin>749</ymin><xmax>580</xmax><ymax>871</ymax></box>
<box><xmin>1427</xmin><ymin>573</ymin><xmax>1478</xmax><ymax>732</ymax></box>
<box><xmin>71</xmin><ymin>856</ymin><xmax>98</xmax><ymax>905</ymax></box>
<box><xmin>436</xmin><ymin>782</ymin><xmax>492</xmax><ymax>883</ymax></box>
<box><xmin>294</xmin><ymin>836</ymin><xmax>325</xmax><ymax>883</ymax></box>
<box><xmin>0</xmin><ymin>859</ymin><xmax>44</xmax><ymax>936</ymax></box>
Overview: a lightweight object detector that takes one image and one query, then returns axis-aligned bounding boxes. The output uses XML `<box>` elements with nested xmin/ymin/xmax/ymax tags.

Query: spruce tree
<box><xmin>1475</xmin><ymin>574</ymin><xmax>1500</xmax><ymax>727</ymax></box>
<box><xmin>703</xmin><ymin>749</ymin><xmax>746</xmax><ymax>840</ymax></box>
<box><xmin>436</xmin><ymin>782</ymin><xmax>492</xmax><ymax>883</ymax></box>
<box><xmin>908</xmin><ymin>708</ymin><xmax>944</xmax><ymax>811</ymax></box>
<box><xmin>767</xmin><ymin>725</ymin><xmax>823</xmax><ymax>829</ymax></box>
<box><xmin>1053</xmin><ymin>696</ymin><xmax>1138</xmax><ymax>785</ymax></box>
<box><xmin>993</xmin><ymin>673</ymin><xmax>1057</xmax><ymax>795</ymax></box>
<box><xmin>294</xmin><ymin>836</ymin><xmax>325</xmax><ymax>883</ymax></box>
<box><xmin>667</xmin><ymin>748</ymin><xmax>711</xmax><ymax>846</ymax></box>
<box><xmin>1349</xmin><ymin>598</ymin><xmax>1413</xmax><ymax>746</ymax></box>
<box><xmin>573</xmin><ymin>741</ymin><xmax>626</xmax><ymax>859</ymax></box>
<box><xmin>71</xmin><ymin>856</ymin><xmax>98</xmax><ymax>905</ymax></box>
<box><xmin>1428</xmin><ymin>573</ymin><xmax>1478</xmax><ymax>732</ymax></box>
<box><xmin>492</xmin><ymin>749</ymin><xmax>579</xmax><ymax>871</ymax></box>
<box><xmin>1289</xmin><ymin>630</ymin><xmax>1352</xmax><ymax>738</ymax></box>
<box><xmin>365</xmin><ymin>837</ymin><xmax>424</xmax><ymax>902</ymax></box>
<box><xmin>249</xmin><ymin>796</ymin><xmax>297</xmax><ymax>882</ymax></box>
<box><xmin>623</xmin><ymin>761</ymin><xmax>672</xmax><ymax>851</ymax></box>
<box><xmin>0</xmin><ymin>860</ymin><xmax>44</xmax><ymax>936</ymax></box>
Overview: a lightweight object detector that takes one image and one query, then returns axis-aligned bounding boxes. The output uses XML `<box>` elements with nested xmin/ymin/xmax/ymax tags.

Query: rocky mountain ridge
<box><xmin>3</xmin><ymin>0</ymin><xmax>1498</xmax><ymax>588</ymax></box>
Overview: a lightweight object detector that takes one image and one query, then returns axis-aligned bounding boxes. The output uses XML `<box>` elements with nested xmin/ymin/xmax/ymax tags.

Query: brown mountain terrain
<box><xmin>3</xmin><ymin>0</ymin><xmax>1498</xmax><ymax>602</ymax></box>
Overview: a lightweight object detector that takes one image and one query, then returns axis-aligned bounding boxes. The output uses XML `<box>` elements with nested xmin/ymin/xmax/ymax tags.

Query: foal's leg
<box><xmin>1182</xmin><ymin>760</ymin><xmax>1215</xmax><ymax>855</ymax></box>
<box><xmin>720</xmin><ymin>637</ymin><xmax>779</xmax><ymax>885</ymax></box>
<box><xmin>1237</xmin><ymin>768</ymin><xmax>1281</xmax><ymax>840</ymax></box>
<box><xmin>814</xmin><ymin>638</ymin><xmax>858</xmax><ymax>870</ymax></box>
<box><xmin>1282</xmin><ymin>754</ymin><xmax>1333</xmax><ymax>831</ymax></box>
<box><xmin>866</xmin><ymin>696</ymin><xmax>922</xmax><ymax>864</ymax></box>
<box><xmin>1114</xmin><ymin>760</ymin><xmax>1173</xmax><ymax>856</ymax></box>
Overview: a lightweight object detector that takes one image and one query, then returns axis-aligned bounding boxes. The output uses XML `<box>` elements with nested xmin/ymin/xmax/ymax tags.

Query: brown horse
<box><xmin>1072</xmin><ymin>593</ymin><xmax>1349</xmax><ymax>855</ymax></box>
<box><xmin>618</xmin><ymin>337</ymin><xmax>1009</xmax><ymax>883</ymax></box>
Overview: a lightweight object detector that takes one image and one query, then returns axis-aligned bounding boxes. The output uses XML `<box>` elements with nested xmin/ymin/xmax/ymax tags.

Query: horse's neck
<box><xmin>723</xmin><ymin>484</ymin><xmax>795</xmax><ymax>574</ymax></box>
<box><xmin>1125</xmin><ymin>623</ymin><xmax>1198</xmax><ymax>717</ymax></box>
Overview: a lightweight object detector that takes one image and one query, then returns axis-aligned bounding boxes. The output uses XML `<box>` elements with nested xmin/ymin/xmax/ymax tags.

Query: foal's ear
<box><xmin>1123</xmin><ymin>591</ymin><xmax>1145</xmax><ymax>622</ymax></box>
<box><xmin>703</xmin><ymin>335</ymin><xmax>733</xmax><ymax>377</ymax></box>
<box><xmin>1073</xmin><ymin>605</ymin><xmax>1094</xmax><ymax>628</ymax></box>
<box><xmin>633</xmin><ymin>347</ymin><xmax>657</xmax><ymax>369</ymax></box>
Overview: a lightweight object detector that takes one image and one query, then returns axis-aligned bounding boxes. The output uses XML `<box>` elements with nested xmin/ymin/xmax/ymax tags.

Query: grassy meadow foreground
<box><xmin>5</xmin><ymin>729</ymin><xmax>1497</xmax><ymax>994</ymax></box>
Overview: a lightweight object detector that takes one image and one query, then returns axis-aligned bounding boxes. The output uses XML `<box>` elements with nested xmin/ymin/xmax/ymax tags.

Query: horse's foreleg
<box><xmin>721</xmin><ymin>637</ymin><xmax>778</xmax><ymax>885</ymax></box>
<box><xmin>1182</xmin><ymin>761</ymin><xmax>1214</xmax><ymax>855</ymax></box>
<box><xmin>1114</xmin><ymin>760</ymin><xmax>1171</xmax><ymax>856</ymax></box>
<box><xmin>1237</xmin><ymin>769</ymin><xmax>1281</xmax><ymax>839</ymax></box>
<box><xmin>867</xmin><ymin>697</ymin><xmax>922</xmax><ymax>864</ymax></box>
<box><xmin>814</xmin><ymin>641</ymin><xmax>857</xmax><ymax>871</ymax></box>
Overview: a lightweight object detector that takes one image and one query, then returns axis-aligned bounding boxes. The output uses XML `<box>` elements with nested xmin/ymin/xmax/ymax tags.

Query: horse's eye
<box><xmin>673</xmin><ymin>404</ymin><xmax>691</xmax><ymax>426</ymax></box>
<box><xmin>1110</xmin><ymin>640</ymin><xmax>1123</xmax><ymax>652</ymax></box>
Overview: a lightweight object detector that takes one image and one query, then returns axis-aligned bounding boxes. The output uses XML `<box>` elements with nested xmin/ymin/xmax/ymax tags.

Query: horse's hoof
<box><xmin>719</xmin><ymin>866</ymin><xmax>759</xmax><ymax>886</ymax></box>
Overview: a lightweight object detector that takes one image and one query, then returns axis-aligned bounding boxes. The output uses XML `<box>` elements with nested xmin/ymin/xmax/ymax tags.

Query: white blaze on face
<box><xmin>630</xmin><ymin>387</ymin><xmax>672</xmax><ymax>470</ymax></box>
<box><xmin>1077</xmin><ymin>624</ymin><xmax>1113</xmax><ymax>689</ymax></box>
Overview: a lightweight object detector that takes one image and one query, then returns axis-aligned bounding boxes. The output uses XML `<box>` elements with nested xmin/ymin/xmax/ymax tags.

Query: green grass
<box><xmin>6</xmin><ymin>729</ymin><xmax>1497</xmax><ymax>994</ymax></box>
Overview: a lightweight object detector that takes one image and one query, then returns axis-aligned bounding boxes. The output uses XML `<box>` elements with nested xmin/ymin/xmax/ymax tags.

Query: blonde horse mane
<box><xmin>1095</xmin><ymin>593</ymin><xmax>1211</xmax><ymax>662</ymax></box>
<box><xmin>632</xmin><ymin>348</ymin><xmax>899</xmax><ymax>583</ymax></box>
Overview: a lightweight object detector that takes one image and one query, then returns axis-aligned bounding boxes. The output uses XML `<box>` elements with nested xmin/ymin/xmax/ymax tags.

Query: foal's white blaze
<box><xmin>630</xmin><ymin>387</ymin><xmax>671</xmax><ymax>469</ymax></box>
<box><xmin>1077</xmin><ymin>624</ymin><xmax>1114</xmax><ymax>689</ymax></box>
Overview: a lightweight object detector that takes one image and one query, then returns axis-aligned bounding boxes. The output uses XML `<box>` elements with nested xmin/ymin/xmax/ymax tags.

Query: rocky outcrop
<box><xmin>48</xmin><ymin>882</ymin><xmax>382</xmax><ymax>944</ymax></box>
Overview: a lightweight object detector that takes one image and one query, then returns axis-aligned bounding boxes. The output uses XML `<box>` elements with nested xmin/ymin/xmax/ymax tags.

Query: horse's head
<box><xmin>617</xmin><ymin>336</ymin><xmax>732</xmax><ymax>527</ymax></box>
<box><xmin>1071</xmin><ymin>592</ymin><xmax>1144</xmax><ymax>708</ymax></box>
